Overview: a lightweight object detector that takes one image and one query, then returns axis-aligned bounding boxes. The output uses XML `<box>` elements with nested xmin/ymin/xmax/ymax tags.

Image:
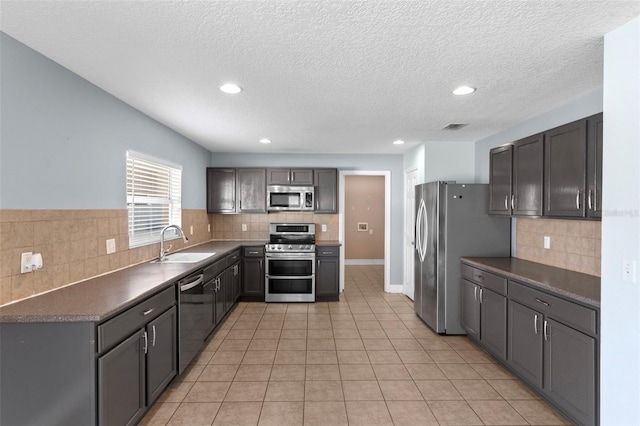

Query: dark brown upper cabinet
<box><xmin>512</xmin><ymin>134</ymin><xmax>544</xmax><ymax>216</ymax></box>
<box><xmin>267</xmin><ymin>169</ymin><xmax>314</xmax><ymax>185</ymax></box>
<box><xmin>586</xmin><ymin>113</ymin><xmax>603</xmax><ymax>219</ymax></box>
<box><xmin>207</xmin><ymin>168</ymin><xmax>266</xmax><ymax>213</ymax></box>
<box><xmin>313</xmin><ymin>168</ymin><xmax>338</xmax><ymax>214</ymax></box>
<box><xmin>207</xmin><ymin>168</ymin><xmax>236</xmax><ymax>213</ymax></box>
<box><xmin>236</xmin><ymin>168</ymin><xmax>266</xmax><ymax>213</ymax></box>
<box><xmin>544</xmin><ymin>120</ymin><xmax>587</xmax><ymax>217</ymax></box>
<box><xmin>489</xmin><ymin>145</ymin><xmax>513</xmax><ymax>216</ymax></box>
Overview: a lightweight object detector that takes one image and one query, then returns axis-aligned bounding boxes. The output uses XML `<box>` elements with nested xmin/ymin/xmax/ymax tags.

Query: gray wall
<box><xmin>0</xmin><ymin>32</ymin><xmax>210</xmax><ymax>210</ymax></box>
<box><xmin>211</xmin><ymin>152</ymin><xmax>405</xmax><ymax>285</ymax></box>
<box><xmin>473</xmin><ymin>88</ymin><xmax>603</xmax><ymax>183</ymax></box>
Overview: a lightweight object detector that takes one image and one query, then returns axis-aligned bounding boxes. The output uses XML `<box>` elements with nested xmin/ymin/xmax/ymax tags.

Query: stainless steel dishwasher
<box><xmin>177</xmin><ymin>271</ymin><xmax>208</xmax><ymax>374</ymax></box>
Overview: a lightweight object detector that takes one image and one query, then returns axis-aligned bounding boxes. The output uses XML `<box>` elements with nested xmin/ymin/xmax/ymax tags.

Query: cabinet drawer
<box><xmin>509</xmin><ymin>280</ymin><xmax>597</xmax><ymax>336</ymax></box>
<box><xmin>461</xmin><ymin>264</ymin><xmax>507</xmax><ymax>295</ymax></box>
<box><xmin>98</xmin><ymin>286</ymin><xmax>175</xmax><ymax>353</ymax></box>
<box><xmin>204</xmin><ymin>258</ymin><xmax>226</xmax><ymax>282</ymax></box>
<box><xmin>226</xmin><ymin>250</ymin><xmax>241</xmax><ymax>267</ymax></box>
<box><xmin>243</xmin><ymin>246</ymin><xmax>265</xmax><ymax>257</ymax></box>
<box><xmin>316</xmin><ymin>246</ymin><xmax>339</xmax><ymax>257</ymax></box>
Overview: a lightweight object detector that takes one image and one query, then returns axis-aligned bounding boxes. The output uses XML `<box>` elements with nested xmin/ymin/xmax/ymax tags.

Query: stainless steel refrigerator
<box><xmin>414</xmin><ymin>182</ymin><xmax>511</xmax><ymax>334</ymax></box>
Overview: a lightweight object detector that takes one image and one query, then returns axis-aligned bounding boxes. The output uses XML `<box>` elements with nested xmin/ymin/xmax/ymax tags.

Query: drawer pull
<box><xmin>479</xmin><ymin>288</ymin><xmax>484</xmax><ymax>303</ymax></box>
<box><xmin>322</xmin><ymin>251</ymin><xmax>332</xmax><ymax>255</ymax></box>
<box><xmin>249</xmin><ymin>251</ymin><xmax>260</xmax><ymax>255</ymax></box>
<box><xmin>535</xmin><ymin>298</ymin><xmax>549</xmax><ymax>307</ymax></box>
<box><xmin>534</xmin><ymin>314</ymin><xmax>539</xmax><ymax>334</ymax></box>
<box><xmin>142</xmin><ymin>308</ymin><xmax>155</xmax><ymax>316</ymax></box>
<box><xmin>152</xmin><ymin>325</ymin><xmax>156</xmax><ymax>347</ymax></box>
<box><xmin>543</xmin><ymin>320</ymin><xmax>550</xmax><ymax>341</ymax></box>
<box><xmin>143</xmin><ymin>331</ymin><xmax>148</xmax><ymax>354</ymax></box>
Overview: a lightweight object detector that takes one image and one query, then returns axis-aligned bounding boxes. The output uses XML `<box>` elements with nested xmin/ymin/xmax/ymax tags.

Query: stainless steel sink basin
<box><xmin>152</xmin><ymin>252</ymin><xmax>214</xmax><ymax>263</ymax></box>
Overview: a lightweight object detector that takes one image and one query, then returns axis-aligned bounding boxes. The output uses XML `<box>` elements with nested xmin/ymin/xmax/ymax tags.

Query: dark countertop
<box><xmin>0</xmin><ymin>241</ymin><xmax>264</xmax><ymax>324</ymax></box>
<box><xmin>461</xmin><ymin>257</ymin><xmax>600</xmax><ymax>308</ymax></box>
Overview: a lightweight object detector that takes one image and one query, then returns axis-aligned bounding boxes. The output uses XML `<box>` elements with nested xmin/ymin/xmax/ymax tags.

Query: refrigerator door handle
<box><xmin>417</xmin><ymin>200</ymin><xmax>427</xmax><ymax>262</ymax></box>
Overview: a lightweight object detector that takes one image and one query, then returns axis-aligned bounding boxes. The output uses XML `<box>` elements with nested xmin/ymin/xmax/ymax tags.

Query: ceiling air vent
<box><xmin>442</xmin><ymin>123</ymin><xmax>468</xmax><ymax>131</ymax></box>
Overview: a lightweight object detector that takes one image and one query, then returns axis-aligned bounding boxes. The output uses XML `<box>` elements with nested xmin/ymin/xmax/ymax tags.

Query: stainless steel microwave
<box><xmin>267</xmin><ymin>186</ymin><xmax>314</xmax><ymax>211</ymax></box>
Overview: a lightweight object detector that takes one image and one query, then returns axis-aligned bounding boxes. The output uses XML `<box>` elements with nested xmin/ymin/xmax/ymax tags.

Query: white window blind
<box><xmin>126</xmin><ymin>150</ymin><xmax>182</xmax><ymax>248</ymax></box>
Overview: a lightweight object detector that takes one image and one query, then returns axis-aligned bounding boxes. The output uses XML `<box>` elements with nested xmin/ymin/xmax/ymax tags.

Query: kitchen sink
<box><xmin>151</xmin><ymin>252</ymin><xmax>214</xmax><ymax>263</ymax></box>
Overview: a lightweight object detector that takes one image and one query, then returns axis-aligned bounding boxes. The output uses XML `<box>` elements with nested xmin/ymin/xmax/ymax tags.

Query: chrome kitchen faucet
<box><xmin>159</xmin><ymin>224</ymin><xmax>189</xmax><ymax>261</ymax></box>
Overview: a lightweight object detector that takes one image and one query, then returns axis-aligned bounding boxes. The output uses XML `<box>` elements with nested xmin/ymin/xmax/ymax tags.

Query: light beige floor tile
<box><xmin>306</xmin><ymin>364</ymin><xmax>341</xmax><ymax>380</ymax></box>
<box><xmin>184</xmin><ymin>382</ymin><xmax>231</xmax><ymax>402</ymax></box>
<box><xmin>219</xmin><ymin>339</ymin><xmax>251</xmax><ymax>351</ymax></box>
<box><xmin>264</xmin><ymin>380</ymin><xmax>305</xmax><ymax>401</ymax></box>
<box><xmin>342</xmin><ymin>380</ymin><xmax>383</xmax><ymax>401</ymax></box>
<box><xmin>258</xmin><ymin>401</ymin><xmax>303</xmax><ymax>426</ymax></box>
<box><xmin>384</xmin><ymin>328</ymin><xmax>416</xmax><ymax>339</ymax></box>
<box><xmin>234</xmin><ymin>364</ymin><xmax>272</xmax><ymax>382</ymax></box>
<box><xmin>308</xmin><ymin>320</ymin><xmax>332</xmax><ymax>329</ymax></box>
<box><xmin>339</xmin><ymin>364</ymin><xmax>376</xmax><ymax>381</ymax></box>
<box><xmin>378</xmin><ymin>380</ymin><xmax>423</xmax><ymax>400</ymax></box>
<box><xmin>307</xmin><ymin>328</ymin><xmax>334</xmax><ymax>339</ymax></box>
<box><xmin>269</xmin><ymin>364</ymin><xmax>306</xmax><ymax>381</ymax></box>
<box><xmin>367</xmin><ymin>350</ymin><xmax>402</xmax><ymax>364</ymax></box>
<box><xmin>334</xmin><ymin>338</ymin><xmax>365</xmax><ymax>350</ymax></box>
<box><xmin>280</xmin><ymin>329</ymin><xmax>307</xmax><ymax>339</ymax></box>
<box><xmin>307</xmin><ymin>338</ymin><xmax>336</xmax><ymax>350</ymax></box>
<box><xmin>438</xmin><ymin>363</ymin><xmax>483</xmax><ymax>380</ymax></box>
<box><xmin>213</xmin><ymin>401</ymin><xmax>262</xmax><ymax>425</ymax></box>
<box><xmin>386</xmin><ymin>400</ymin><xmax>439</xmax><ymax>425</ymax></box>
<box><xmin>283</xmin><ymin>320</ymin><xmax>307</xmax><ymax>329</ymax></box>
<box><xmin>248</xmin><ymin>339</ymin><xmax>279</xmax><ymax>351</ymax></box>
<box><xmin>405</xmin><ymin>363</ymin><xmax>447</xmax><ymax>380</ymax></box>
<box><xmin>274</xmin><ymin>350</ymin><xmax>306</xmax><ymax>365</ymax></box>
<box><xmin>204</xmin><ymin>338</ymin><xmax>223</xmax><ymax>352</ymax></box>
<box><xmin>428</xmin><ymin>400</ymin><xmax>484</xmax><ymax>425</ymax></box>
<box><xmin>336</xmin><ymin>350</ymin><xmax>370</xmax><ymax>364</ymax></box>
<box><xmin>362</xmin><ymin>338</ymin><xmax>394</xmax><ymax>350</ymax></box>
<box><xmin>304</xmin><ymin>380</ymin><xmax>344</xmax><ymax>401</ymax></box>
<box><xmin>444</xmin><ymin>336</ymin><xmax>478</xmax><ymax>351</ymax></box>
<box><xmin>198</xmin><ymin>364</ymin><xmax>240</xmax><ymax>382</ymax></box>
<box><xmin>225</xmin><ymin>329</ymin><xmax>256</xmax><ymax>340</ymax></box>
<box><xmin>261</xmin><ymin>313</ymin><xmax>285</xmax><ymax>322</ymax></box>
<box><xmin>396</xmin><ymin>349</ymin><xmax>433</xmax><ymax>364</ymax></box>
<box><xmin>332</xmin><ymin>328</ymin><xmax>360</xmax><ymax>339</ymax></box>
<box><xmin>372</xmin><ymin>364</ymin><xmax>412</xmax><ymax>380</ymax></box>
<box><xmin>508</xmin><ymin>400</ymin><xmax>572</xmax><ymax>425</ymax></box>
<box><xmin>190</xmin><ymin>350</ymin><xmax>215</xmax><ymax>365</ymax></box>
<box><xmin>468</xmin><ymin>400</ymin><xmax>528</xmax><ymax>425</ymax></box>
<box><xmin>344</xmin><ymin>401</ymin><xmax>393</xmax><ymax>425</ymax></box>
<box><xmin>253</xmin><ymin>329</ymin><xmax>281</xmax><ymax>340</ymax></box>
<box><xmin>415</xmin><ymin>380</ymin><xmax>463</xmax><ymax>401</ymax></box>
<box><xmin>175</xmin><ymin>363</ymin><xmax>205</xmax><ymax>382</ymax></box>
<box><xmin>167</xmin><ymin>402</ymin><xmax>220</xmax><ymax>425</ymax></box>
<box><xmin>358</xmin><ymin>328</ymin><xmax>387</xmax><ymax>338</ymax></box>
<box><xmin>139</xmin><ymin>402</ymin><xmax>179</xmax><ymax>425</ymax></box>
<box><xmin>427</xmin><ymin>350</ymin><xmax>466</xmax><ymax>363</ymax></box>
<box><xmin>487</xmin><ymin>379</ymin><xmax>540</xmax><ymax>400</ymax></box>
<box><xmin>158</xmin><ymin>381</ymin><xmax>195</xmax><ymax>402</ymax></box>
<box><xmin>451</xmin><ymin>379</ymin><xmax>503</xmax><ymax>400</ymax></box>
<box><xmin>470</xmin><ymin>363</ymin><xmax>514</xmax><ymax>380</ymax></box>
<box><xmin>277</xmin><ymin>338</ymin><xmax>307</xmax><ymax>351</ymax></box>
<box><xmin>210</xmin><ymin>350</ymin><xmax>246</xmax><ymax>365</ymax></box>
<box><xmin>457</xmin><ymin>349</ymin><xmax>496</xmax><ymax>363</ymax></box>
<box><xmin>224</xmin><ymin>381</ymin><xmax>268</xmax><ymax>402</ymax></box>
<box><xmin>306</xmin><ymin>350</ymin><xmax>338</xmax><ymax>364</ymax></box>
<box><xmin>258</xmin><ymin>320</ymin><xmax>284</xmax><ymax>330</ymax></box>
<box><xmin>242</xmin><ymin>350</ymin><xmax>276</xmax><ymax>364</ymax></box>
<box><xmin>419</xmin><ymin>339</ymin><xmax>452</xmax><ymax>351</ymax></box>
<box><xmin>389</xmin><ymin>338</ymin><xmax>423</xmax><ymax>351</ymax></box>
<box><xmin>303</xmin><ymin>401</ymin><xmax>348</xmax><ymax>426</ymax></box>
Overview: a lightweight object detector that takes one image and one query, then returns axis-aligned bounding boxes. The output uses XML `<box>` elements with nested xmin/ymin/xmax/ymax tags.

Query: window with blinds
<box><xmin>126</xmin><ymin>150</ymin><xmax>182</xmax><ymax>248</ymax></box>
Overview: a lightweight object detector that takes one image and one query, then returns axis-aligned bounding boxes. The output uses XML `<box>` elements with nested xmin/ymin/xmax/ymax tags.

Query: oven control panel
<box><xmin>267</xmin><ymin>244</ymin><xmax>315</xmax><ymax>253</ymax></box>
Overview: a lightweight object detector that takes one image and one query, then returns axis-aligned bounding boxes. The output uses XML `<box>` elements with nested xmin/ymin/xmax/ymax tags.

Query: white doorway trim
<box><xmin>404</xmin><ymin>167</ymin><xmax>419</xmax><ymax>300</ymax></box>
<box><xmin>339</xmin><ymin>170</ymin><xmax>392</xmax><ymax>293</ymax></box>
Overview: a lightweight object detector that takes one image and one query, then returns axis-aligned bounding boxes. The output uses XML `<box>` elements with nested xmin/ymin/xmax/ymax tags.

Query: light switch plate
<box><xmin>106</xmin><ymin>239</ymin><xmax>116</xmax><ymax>254</ymax></box>
<box><xmin>321</xmin><ymin>224</ymin><xmax>327</xmax><ymax>232</ymax></box>
<box><xmin>190</xmin><ymin>225</ymin><xmax>194</xmax><ymax>235</ymax></box>
<box><xmin>543</xmin><ymin>236</ymin><xmax>551</xmax><ymax>249</ymax></box>
<box><xmin>242</xmin><ymin>224</ymin><xmax>247</xmax><ymax>232</ymax></box>
<box><xmin>208</xmin><ymin>224</ymin><xmax>211</xmax><ymax>232</ymax></box>
<box><xmin>21</xmin><ymin>252</ymin><xmax>33</xmax><ymax>273</ymax></box>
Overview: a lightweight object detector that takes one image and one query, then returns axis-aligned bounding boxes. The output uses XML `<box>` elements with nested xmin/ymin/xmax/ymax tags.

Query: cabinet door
<box><xmin>479</xmin><ymin>288</ymin><xmax>507</xmax><ymax>361</ymax></box>
<box><xmin>203</xmin><ymin>281</ymin><xmax>216</xmax><ymax>337</ymax></box>
<box><xmin>507</xmin><ymin>301</ymin><xmax>543</xmax><ymax>388</ymax></box>
<box><xmin>316</xmin><ymin>257</ymin><xmax>339</xmax><ymax>301</ymax></box>
<box><xmin>98</xmin><ymin>329</ymin><xmax>146</xmax><ymax>426</ymax></box>
<box><xmin>146</xmin><ymin>307</ymin><xmax>177</xmax><ymax>405</ymax></box>
<box><xmin>586</xmin><ymin>113</ymin><xmax>603</xmax><ymax>219</ymax></box>
<box><xmin>291</xmin><ymin>169</ymin><xmax>314</xmax><ymax>185</ymax></box>
<box><xmin>460</xmin><ymin>279</ymin><xmax>480</xmax><ymax>340</ymax></box>
<box><xmin>232</xmin><ymin>263</ymin><xmax>241</xmax><ymax>303</ymax></box>
<box><xmin>314</xmin><ymin>169</ymin><xmax>338</xmax><ymax>213</ymax></box>
<box><xmin>207</xmin><ymin>168</ymin><xmax>236</xmax><ymax>213</ymax></box>
<box><xmin>513</xmin><ymin>134</ymin><xmax>543</xmax><ymax>216</ymax></box>
<box><xmin>242</xmin><ymin>257</ymin><xmax>265</xmax><ymax>298</ymax></box>
<box><xmin>237</xmin><ymin>169</ymin><xmax>266</xmax><ymax>213</ymax></box>
<box><xmin>267</xmin><ymin>169</ymin><xmax>292</xmax><ymax>185</ymax></box>
<box><xmin>544</xmin><ymin>318</ymin><xmax>596</xmax><ymax>426</ymax></box>
<box><xmin>489</xmin><ymin>145</ymin><xmax>513</xmax><ymax>215</ymax></box>
<box><xmin>224</xmin><ymin>268</ymin><xmax>234</xmax><ymax>314</ymax></box>
<box><xmin>544</xmin><ymin>120</ymin><xmax>587</xmax><ymax>217</ymax></box>
<box><xmin>214</xmin><ymin>274</ymin><xmax>226</xmax><ymax>324</ymax></box>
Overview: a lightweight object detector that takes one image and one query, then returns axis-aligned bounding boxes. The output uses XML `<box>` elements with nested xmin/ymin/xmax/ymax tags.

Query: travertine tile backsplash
<box><xmin>0</xmin><ymin>209</ymin><xmax>211</xmax><ymax>305</ymax></box>
<box><xmin>516</xmin><ymin>218</ymin><xmax>601</xmax><ymax>277</ymax></box>
<box><xmin>209</xmin><ymin>212</ymin><xmax>339</xmax><ymax>241</ymax></box>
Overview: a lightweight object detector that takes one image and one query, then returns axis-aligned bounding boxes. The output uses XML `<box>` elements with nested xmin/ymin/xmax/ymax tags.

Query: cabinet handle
<box><xmin>288</xmin><ymin>171</ymin><xmax>292</xmax><ymax>182</ymax></box>
<box><xmin>588</xmin><ymin>189</ymin><xmax>593</xmax><ymax>210</ymax></box>
<box><xmin>511</xmin><ymin>194</ymin><xmax>515</xmax><ymax>210</ymax></box>
<box><xmin>543</xmin><ymin>320</ymin><xmax>550</xmax><ymax>341</ymax></box>
<box><xmin>142</xmin><ymin>308</ymin><xmax>154</xmax><ymax>316</ymax></box>
<box><xmin>479</xmin><ymin>288</ymin><xmax>483</xmax><ymax>303</ymax></box>
<box><xmin>534</xmin><ymin>314</ymin><xmax>539</xmax><ymax>334</ymax></box>
<box><xmin>152</xmin><ymin>325</ymin><xmax>156</xmax><ymax>347</ymax></box>
<box><xmin>535</xmin><ymin>298</ymin><xmax>549</xmax><ymax>306</ymax></box>
<box><xmin>594</xmin><ymin>189</ymin><xmax>598</xmax><ymax>212</ymax></box>
<box><xmin>322</xmin><ymin>251</ymin><xmax>332</xmax><ymax>255</ymax></box>
<box><xmin>504</xmin><ymin>195</ymin><xmax>509</xmax><ymax>210</ymax></box>
<box><xmin>576</xmin><ymin>191</ymin><xmax>581</xmax><ymax>210</ymax></box>
<box><xmin>474</xmin><ymin>286</ymin><xmax>477</xmax><ymax>301</ymax></box>
<box><xmin>249</xmin><ymin>251</ymin><xmax>259</xmax><ymax>255</ymax></box>
<box><xmin>143</xmin><ymin>331</ymin><xmax>148</xmax><ymax>354</ymax></box>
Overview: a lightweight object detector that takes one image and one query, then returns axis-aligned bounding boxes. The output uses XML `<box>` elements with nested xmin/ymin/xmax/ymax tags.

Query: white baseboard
<box><xmin>344</xmin><ymin>259</ymin><xmax>384</xmax><ymax>265</ymax></box>
<box><xmin>386</xmin><ymin>284</ymin><xmax>404</xmax><ymax>293</ymax></box>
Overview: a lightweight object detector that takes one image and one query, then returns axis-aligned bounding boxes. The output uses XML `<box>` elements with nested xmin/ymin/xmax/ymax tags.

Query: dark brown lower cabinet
<box><xmin>508</xmin><ymin>300</ymin><xmax>544</xmax><ymax>388</ymax></box>
<box><xmin>460</xmin><ymin>279</ymin><xmax>480</xmax><ymax>340</ymax></box>
<box><xmin>479</xmin><ymin>287</ymin><xmax>507</xmax><ymax>360</ymax></box>
<box><xmin>99</xmin><ymin>306</ymin><xmax>177</xmax><ymax>426</ymax></box>
<box><xmin>315</xmin><ymin>246</ymin><xmax>340</xmax><ymax>301</ymax></box>
<box><xmin>242</xmin><ymin>246</ymin><xmax>265</xmax><ymax>301</ymax></box>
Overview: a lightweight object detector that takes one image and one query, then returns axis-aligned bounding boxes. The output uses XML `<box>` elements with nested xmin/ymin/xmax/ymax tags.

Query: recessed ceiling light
<box><xmin>259</xmin><ymin>138</ymin><xmax>272</xmax><ymax>144</ymax></box>
<box><xmin>220</xmin><ymin>83</ymin><xmax>242</xmax><ymax>94</ymax></box>
<box><xmin>393</xmin><ymin>140</ymin><xmax>405</xmax><ymax>145</ymax></box>
<box><xmin>452</xmin><ymin>86</ymin><xmax>476</xmax><ymax>96</ymax></box>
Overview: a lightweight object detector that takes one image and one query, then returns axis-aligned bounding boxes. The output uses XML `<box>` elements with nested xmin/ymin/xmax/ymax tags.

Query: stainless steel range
<box><xmin>265</xmin><ymin>223</ymin><xmax>316</xmax><ymax>302</ymax></box>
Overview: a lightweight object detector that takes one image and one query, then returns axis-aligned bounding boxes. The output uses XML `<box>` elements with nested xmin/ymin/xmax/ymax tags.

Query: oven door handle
<box><xmin>266</xmin><ymin>274</ymin><xmax>314</xmax><ymax>280</ymax></box>
<box><xmin>265</xmin><ymin>253</ymin><xmax>315</xmax><ymax>259</ymax></box>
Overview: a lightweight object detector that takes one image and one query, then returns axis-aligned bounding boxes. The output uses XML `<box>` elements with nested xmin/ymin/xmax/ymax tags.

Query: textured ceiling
<box><xmin>1</xmin><ymin>1</ymin><xmax>639</xmax><ymax>154</ymax></box>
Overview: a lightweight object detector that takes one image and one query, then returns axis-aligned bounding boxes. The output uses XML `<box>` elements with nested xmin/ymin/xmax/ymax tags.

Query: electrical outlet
<box><xmin>242</xmin><ymin>224</ymin><xmax>247</xmax><ymax>232</ymax></box>
<box><xmin>321</xmin><ymin>224</ymin><xmax>327</xmax><ymax>232</ymax></box>
<box><xmin>543</xmin><ymin>236</ymin><xmax>551</xmax><ymax>249</ymax></box>
<box><xmin>190</xmin><ymin>225</ymin><xmax>194</xmax><ymax>235</ymax></box>
<box><xmin>106</xmin><ymin>239</ymin><xmax>116</xmax><ymax>254</ymax></box>
<box><xmin>623</xmin><ymin>260</ymin><xmax>637</xmax><ymax>283</ymax></box>
<box><xmin>208</xmin><ymin>224</ymin><xmax>211</xmax><ymax>232</ymax></box>
<box><xmin>21</xmin><ymin>252</ymin><xmax>33</xmax><ymax>273</ymax></box>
